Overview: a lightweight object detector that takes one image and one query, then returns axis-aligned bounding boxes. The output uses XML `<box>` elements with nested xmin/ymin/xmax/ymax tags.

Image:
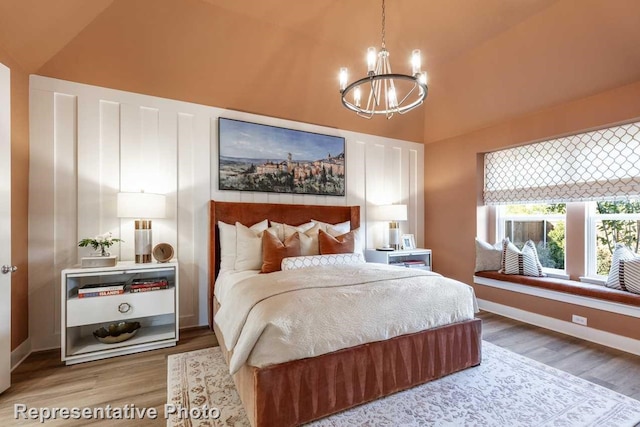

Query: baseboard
<box><xmin>11</xmin><ymin>338</ymin><xmax>32</xmax><ymax>371</ymax></box>
<box><xmin>478</xmin><ymin>299</ymin><xmax>640</xmax><ymax>357</ymax></box>
<box><xmin>30</xmin><ymin>332</ymin><xmax>61</xmax><ymax>353</ymax></box>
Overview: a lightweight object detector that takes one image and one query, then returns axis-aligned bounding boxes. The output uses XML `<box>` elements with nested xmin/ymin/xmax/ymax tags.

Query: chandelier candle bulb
<box><xmin>388</xmin><ymin>87</ymin><xmax>397</xmax><ymax>108</ymax></box>
<box><xmin>367</xmin><ymin>47</ymin><xmax>377</xmax><ymax>72</ymax></box>
<box><xmin>354</xmin><ymin>86</ymin><xmax>361</xmax><ymax>107</ymax></box>
<box><xmin>339</xmin><ymin>68</ymin><xmax>348</xmax><ymax>91</ymax></box>
<box><xmin>411</xmin><ymin>49</ymin><xmax>421</xmax><ymax>75</ymax></box>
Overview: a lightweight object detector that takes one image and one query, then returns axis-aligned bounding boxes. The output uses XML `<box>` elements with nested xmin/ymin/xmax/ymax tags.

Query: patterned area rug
<box><xmin>167</xmin><ymin>341</ymin><xmax>640</xmax><ymax>426</ymax></box>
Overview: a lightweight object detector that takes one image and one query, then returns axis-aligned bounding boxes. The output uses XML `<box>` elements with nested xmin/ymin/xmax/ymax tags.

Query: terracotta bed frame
<box><xmin>208</xmin><ymin>200</ymin><xmax>482</xmax><ymax>426</ymax></box>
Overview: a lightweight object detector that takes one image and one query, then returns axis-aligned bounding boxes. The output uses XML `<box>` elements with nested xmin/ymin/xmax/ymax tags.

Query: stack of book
<box><xmin>129</xmin><ymin>277</ymin><xmax>169</xmax><ymax>293</ymax></box>
<box><xmin>78</xmin><ymin>282</ymin><xmax>126</xmax><ymax>298</ymax></box>
<box><xmin>403</xmin><ymin>260</ymin><xmax>427</xmax><ymax>268</ymax></box>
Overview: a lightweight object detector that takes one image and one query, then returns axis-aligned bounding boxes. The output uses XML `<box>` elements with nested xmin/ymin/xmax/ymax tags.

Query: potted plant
<box><xmin>78</xmin><ymin>232</ymin><xmax>123</xmax><ymax>257</ymax></box>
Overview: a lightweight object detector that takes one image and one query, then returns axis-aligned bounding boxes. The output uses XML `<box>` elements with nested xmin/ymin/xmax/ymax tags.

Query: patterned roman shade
<box><xmin>484</xmin><ymin>121</ymin><xmax>640</xmax><ymax>205</ymax></box>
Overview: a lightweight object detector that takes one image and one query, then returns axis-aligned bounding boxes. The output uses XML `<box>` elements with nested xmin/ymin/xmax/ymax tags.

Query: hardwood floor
<box><xmin>479</xmin><ymin>311</ymin><xmax>640</xmax><ymax>400</ymax></box>
<box><xmin>1</xmin><ymin>313</ymin><xmax>639</xmax><ymax>426</ymax></box>
<box><xmin>0</xmin><ymin>327</ymin><xmax>218</xmax><ymax>426</ymax></box>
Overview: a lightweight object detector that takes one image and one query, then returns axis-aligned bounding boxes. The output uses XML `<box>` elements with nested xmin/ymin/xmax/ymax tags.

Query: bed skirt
<box><xmin>214</xmin><ymin>298</ymin><xmax>482</xmax><ymax>426</ymax></box>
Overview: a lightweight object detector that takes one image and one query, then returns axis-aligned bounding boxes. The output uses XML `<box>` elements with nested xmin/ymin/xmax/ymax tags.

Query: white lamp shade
<box><xmin>372</xmin><ymin>204</ymin><xmax>408</xmax><ymax>221</ymax></box>
<box><xmin>117</xmin><ymin>192</ymin><xmax>166</xmax><ymax>219</ymax></box>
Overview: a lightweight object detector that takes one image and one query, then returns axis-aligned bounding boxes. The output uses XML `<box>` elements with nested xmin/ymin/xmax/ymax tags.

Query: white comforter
<box><xmin>215</xmin><ymin>263</ymin><xmax>477</xmax><ymax>374</ymax></box>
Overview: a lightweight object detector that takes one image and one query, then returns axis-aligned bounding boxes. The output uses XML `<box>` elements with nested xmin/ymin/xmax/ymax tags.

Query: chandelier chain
<box><xmin>381</xmin><ymin>0</ymin><xmax>386</xmax><ymax>49</ymax></box>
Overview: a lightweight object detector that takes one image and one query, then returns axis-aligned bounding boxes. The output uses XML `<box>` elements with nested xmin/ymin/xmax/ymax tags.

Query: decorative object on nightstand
<box><xmin>61</xmin><ymin>261</ymin><xmax>179</xmax><ymax>364</ymax></box>
<box><xmin>401</xmin><ymin>234</ymin><xmax>416</xmax><ymax>250</ymax></box>
<box><xmin>153</xmin><ymin>243</ymin><xmax>174</xmax><ymax>263</ymax></box>
<box><xmin>365</xmin><ymin>248</ymin><xmax>432</xmax><ymax>271</ymax></box>
<box><xmin>371</xmin><ymin>204</ymin><xmax>407</xmax><ymax>250</ymax></box>
<box><xmin>117</xmin><ymin>191</ymin><xmax>166</xmax><ymax>263</ymax></box>
<box><xmin>78</xmin><ymin>232</ymin><xmax>122</xmax><ymax>268</ymax></box>
<box><xmin>93</xmin><ymin>321</ymin><xmax>141</xmax><ymax>344</ymax></box>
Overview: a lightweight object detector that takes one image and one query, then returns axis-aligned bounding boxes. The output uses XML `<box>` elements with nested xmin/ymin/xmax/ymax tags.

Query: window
<box><xmin>484</xmin><ymin>120</ymin><xmax>640</xmax><ymax>280</ymax></box>
<box><xmin>587</xmin><ymin>200</ymin><xmax>640</xmax><ymax>277</ymax></box>
<box><xmin>497</xmin><ymin>203</ymin><xmax>566</xmax><ymax>272</ymax></box>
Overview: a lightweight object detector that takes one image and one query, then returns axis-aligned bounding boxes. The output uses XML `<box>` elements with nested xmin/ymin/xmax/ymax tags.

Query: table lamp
<box><xmin>372</xmin><ymin>204</ymin><xmax>407</xmax><ymax>250</ymax></box>
<box><xmin>117</xmin><ymin>191</ymin><xmax>166</xmax><ymax>263</ymax></box>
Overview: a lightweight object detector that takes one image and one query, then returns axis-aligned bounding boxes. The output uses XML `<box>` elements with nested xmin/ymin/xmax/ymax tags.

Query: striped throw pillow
<box><xmin>607</xmin><ymin>243</ymin><xmax>639</xmax><ymax>291</ymax></box>
<box><xmin>502</xmin><ymin>239</ymin><xmax>545</xmax><ymax>277</ymax></box>
<box><xmin>619</xmin><ymin>258</ymin><xmax>640</xmax><ymax>294</ymax></box>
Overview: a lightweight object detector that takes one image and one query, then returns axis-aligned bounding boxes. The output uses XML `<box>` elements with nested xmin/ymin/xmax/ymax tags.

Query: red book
<box><xmin>129</xmin><ymin>285</ymin><xmax>168</xmax><ymax>293</ymax></box>
<box><xmin>130</xmin><ymin>278</ymin><xmax>169</xmax><ymax>289</ymax></box>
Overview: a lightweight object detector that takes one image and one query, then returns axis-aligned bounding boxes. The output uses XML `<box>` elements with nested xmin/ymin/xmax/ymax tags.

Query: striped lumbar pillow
<box><xmin>606</xmin><ymin>244</ymin><xmax>635</xmax><ymax>290</ymax></box>
<box><xmin>502</xmin><ymin>239</ymin><xmax>545</xmax><ymax>277</ymax></box>
<box><xmin>619</xmin><ymin>258</ymin><xmax>640</xmax><ymax>294</ymax></box>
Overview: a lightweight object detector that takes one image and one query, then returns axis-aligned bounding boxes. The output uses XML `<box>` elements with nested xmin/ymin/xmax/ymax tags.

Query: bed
<box><xmin>208</xmin><ymin>200</ymin><xmax>482</xmax><ymax>426</ymax></box>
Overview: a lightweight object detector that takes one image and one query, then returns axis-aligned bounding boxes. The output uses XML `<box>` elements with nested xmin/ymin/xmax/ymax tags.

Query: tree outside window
<box><xmin>593</xmin><ymin>200</ymin><xmax>640</xmax><ymax>275</ymax></box>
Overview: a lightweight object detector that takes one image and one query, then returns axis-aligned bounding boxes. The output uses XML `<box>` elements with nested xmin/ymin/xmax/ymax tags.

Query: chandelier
<box><xmin>339</xmin><ymin>0</ymin><xmax>428</xmax><ymax>119</ymax></box>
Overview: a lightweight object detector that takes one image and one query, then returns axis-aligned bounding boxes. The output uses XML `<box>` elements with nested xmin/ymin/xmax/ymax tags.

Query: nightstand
<box><xmin>364</xmin><ymin>248</ymin><xmax>432</xmax><ymax>271</ymax></box>
<box><xmin>61</xmin><ymin>261</ymin><xmax>179</xmax><ymax>364</ymax></box>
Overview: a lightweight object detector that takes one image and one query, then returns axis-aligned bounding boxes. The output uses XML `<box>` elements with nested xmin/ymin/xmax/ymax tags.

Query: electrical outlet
<box><xmin>572</xmin><ymin>314</ymin><xmax>587</xmax><ymax>326</ymax></box>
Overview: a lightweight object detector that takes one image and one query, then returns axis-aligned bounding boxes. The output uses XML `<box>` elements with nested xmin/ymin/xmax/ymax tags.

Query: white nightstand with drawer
<box><xmin>61</xmin><ymin>261</ymin><xmax>179</xmax><ymax>364</ymax></box>
<box><xmin>364</xmin><ymin>248</ymin><xmax>432</xmax><ymax>271</ymax></box>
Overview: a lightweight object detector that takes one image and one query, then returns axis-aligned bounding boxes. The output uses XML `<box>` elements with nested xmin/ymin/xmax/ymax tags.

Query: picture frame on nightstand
<box><xmin>401</xmin><ymin>234</ymin><xmax>416</xmax><ymax>250</ymax></box>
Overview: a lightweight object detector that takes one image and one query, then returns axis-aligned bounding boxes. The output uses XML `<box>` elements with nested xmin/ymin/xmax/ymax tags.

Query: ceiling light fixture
<box><xmin>339</xmin><ymin>0</ymin><xmax>428</xmax><ymax>119</ymax></box>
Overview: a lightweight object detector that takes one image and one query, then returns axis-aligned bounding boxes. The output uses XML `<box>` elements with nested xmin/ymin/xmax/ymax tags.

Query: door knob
<box><xmin>1</xmin><ymin>265</ymin><xmax>17</xmax><ymax>274</ymax></box>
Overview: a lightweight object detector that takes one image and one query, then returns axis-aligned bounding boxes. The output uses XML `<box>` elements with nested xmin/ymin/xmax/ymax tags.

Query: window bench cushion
<box><xmin>474</xmin><ymin>270</ymin><xmax>640</xmax><ymax>307</ymax></box>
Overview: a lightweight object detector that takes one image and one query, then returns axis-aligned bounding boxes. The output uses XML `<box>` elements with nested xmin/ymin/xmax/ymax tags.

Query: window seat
<box><xmin>474</xmin><ymin>270</ymin><xmax>640</xmax><ymax>308</ymax></box>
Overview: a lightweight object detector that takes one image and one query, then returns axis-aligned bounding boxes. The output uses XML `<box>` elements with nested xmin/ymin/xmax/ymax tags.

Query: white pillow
<box><xmin>218</xmin><ymin>221</ymin><xmax>237</xmax><ymax>271</ymax></box>
<box><xmin>475</xmin><ymin>238</ymin><xmax>502</xmax><ymax>272</ymax></box>
<box><xmin>502</xmin><ymin>239</ymin><xmax>544</xmax><ymax>277</ymax></box>
<box><xmin>268</xmin><ymin>221</ymin><xmax>315</xmax><ymax>243</ymax></box>
<box><xmin>281</xmin><ymin>253</ymin><xmax>365</xmax><ymax>271</ymax></box>
<box><xmin>299</xmin><ymin>223</ymin><xmax>321</xmax><ymax>256</ymax></box>
<box><xmin>218</xmin><ymin>219</ymin><xmax>268</xmax><ymax>271</ymax></box>
<box><xmin>312</xmin><ymin>219</ymin><xmax>350</xmax><ymax>235</ymax></box>
<box><xmin>606</xmin><ymin>244</ymin><xmax>637</xmax><ymax>290</ymax></box>
<box><xmin>234</xmin><ymin>221</ymin><xmax>269</xmax><ymax>271</ymax></box>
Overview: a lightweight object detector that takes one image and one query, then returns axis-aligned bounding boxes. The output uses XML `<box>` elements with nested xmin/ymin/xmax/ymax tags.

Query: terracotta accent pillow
<box><xmin>261</xmin><ymin>231</ymin><xmax>301</xmax><ymax>273</ymax></box>
<box><xmin>318</xmin><ymin>229</ymin><xmax>355</xmax><ymax>255</ymax></box>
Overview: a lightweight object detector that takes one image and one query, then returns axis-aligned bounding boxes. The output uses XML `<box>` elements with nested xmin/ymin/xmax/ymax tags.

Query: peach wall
<box><xmin>424</xmin><ymin>79</ymin><xmax>640</xmax><ymax>336</ymax></box>
<box><xmin>0</xmin><ymin>44</ymin><xmax>29</xmax><ymax>351</ymax></box>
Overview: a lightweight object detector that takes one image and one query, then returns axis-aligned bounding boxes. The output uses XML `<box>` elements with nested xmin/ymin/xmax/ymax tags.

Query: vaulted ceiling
<box><xmin>1</xmin><ymin>0</ymin><xmax>639</xmax><ymax>143</ymax></box>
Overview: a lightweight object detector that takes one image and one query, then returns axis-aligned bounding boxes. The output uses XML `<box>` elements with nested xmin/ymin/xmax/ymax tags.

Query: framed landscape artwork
<box><xmin>218</xmin><ymin>118</ymin><xmax>346</xmax><ymax>196</ymax></box>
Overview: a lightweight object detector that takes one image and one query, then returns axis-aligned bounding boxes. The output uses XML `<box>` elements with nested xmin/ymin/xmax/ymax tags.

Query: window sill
<box><xmin>543</xmin><ymin>269</ymin><xmax>569</xmax><ymax>280</ymax></box>
<box><xmin>579</xmin><ymin>276</ymin><xmax>606</xmax><ymax>286</ymax></box>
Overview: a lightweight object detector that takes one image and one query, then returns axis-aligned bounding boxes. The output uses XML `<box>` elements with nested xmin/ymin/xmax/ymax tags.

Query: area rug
<box><xmin>167</xmin><ymin>341</ymin><xmax>640</xmax><ymax>426</ymax></box>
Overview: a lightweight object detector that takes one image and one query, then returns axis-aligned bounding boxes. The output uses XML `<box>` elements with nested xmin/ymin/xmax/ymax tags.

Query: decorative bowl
<box><xmin>93</xmin><ymin>321</ymin><xmax>141</xmax><ymax>344</ymax></box>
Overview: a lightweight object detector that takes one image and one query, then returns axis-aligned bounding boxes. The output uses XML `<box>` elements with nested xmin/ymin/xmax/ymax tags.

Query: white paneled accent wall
<box><xmin>28</xmin><ymin>76</ymin><xmax>424</xmax><ymax>351</ymax></box>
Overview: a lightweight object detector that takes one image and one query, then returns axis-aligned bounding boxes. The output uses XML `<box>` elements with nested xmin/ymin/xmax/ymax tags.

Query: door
<box><xmin>0</xmin><ymin>62</ymin><xmax>12</xmax><ymax>393</ymax></box>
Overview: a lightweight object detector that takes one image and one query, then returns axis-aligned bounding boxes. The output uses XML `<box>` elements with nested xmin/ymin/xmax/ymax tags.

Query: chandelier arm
<box><xmin>368</xmin><ymin>79</ymin><xmax>377</xmax><ymax>110</ymax></box>
<box><xmin>396</xmin><ymin>83</ymin><xmax>417</xmax><ymax>107</ymax></box>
